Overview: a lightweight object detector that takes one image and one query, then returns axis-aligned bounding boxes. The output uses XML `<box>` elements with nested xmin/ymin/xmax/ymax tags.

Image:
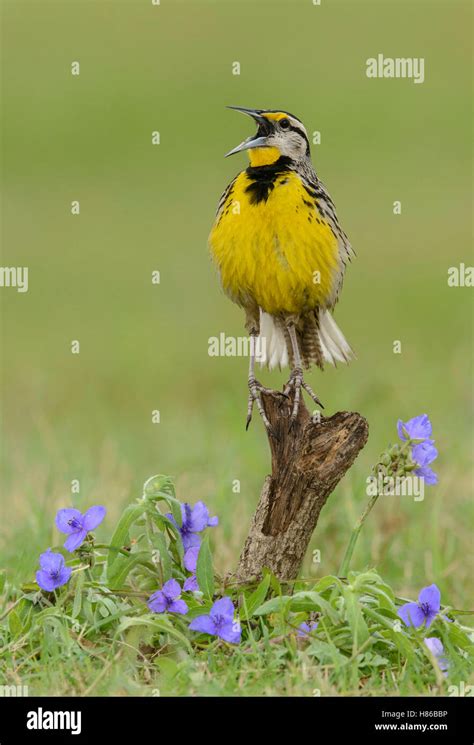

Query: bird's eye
<box><xmin>279</xmin><ymin>118</ymin><xmax>290</xmax><ymax>129</ymax></box>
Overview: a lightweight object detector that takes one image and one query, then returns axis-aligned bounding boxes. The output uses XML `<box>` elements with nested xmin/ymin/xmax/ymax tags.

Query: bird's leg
<box><xmin>246</xmin><ymin>332</ymin><xmax>276</xmax><ymax>434</ymax></box>
<box><xmin>284</xmin><ymin>322</ymin><xmax>324</xmax><ymax>423</ymax></box>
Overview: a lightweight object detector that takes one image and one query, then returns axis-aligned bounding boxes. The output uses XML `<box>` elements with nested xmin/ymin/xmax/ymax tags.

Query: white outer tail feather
<box><xmin>258</xmin><ymin>309</ymin><xmax>353</xmax><ymax>369</ymax></box>
<box><xmin>318</xmin><ymin>309</ymin><xmax>354</xmax><ymax>365</ymax></box>
<box><xmin>258</xmin><ymin>311</ymin><xmax>289</xmax><ymax>369</ymax></box>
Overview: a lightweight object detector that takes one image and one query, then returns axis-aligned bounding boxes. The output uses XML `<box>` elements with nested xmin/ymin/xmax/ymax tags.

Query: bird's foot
<box><xmin>284</xmin><ymin>368</ymin><xmax>324</xmax><ymax>425</ymax></box>
<box><xmin>246</xmin><ymin>377</ymin><xmax>282</xmax><ymax>438</ymax></box>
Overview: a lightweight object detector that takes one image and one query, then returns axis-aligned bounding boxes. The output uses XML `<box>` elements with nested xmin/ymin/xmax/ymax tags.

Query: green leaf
<box><xmin>253</xmin><ymin>595</ymin><xmax>292</xmax><ymax>617</ymax></box>
<box><xmin>8</xmin><ymin>610</ymin><xmax>23</xmax><ymax>638</ymax></box>
<box><xmin>363</xmin><ymin>606</ymin><xmax>416</xmax><ymax>661</ymax></box>
<box><xmin>342</xmin><ymin>586</ymin><xmax>370</xmax><ymax>650</ymax></box>
<box><xmin>307</xmin><ymin>639</ymin><xmax>347</xmax><ymax>666</ymax></box>
<box><xmin>108</xmin><ymin>551</ymin><xmax>155</xmax><ymax>590</ymax></box>
<box><xmin>314</xmin><ymin>575</ymin><xmax>343</xmax><ymax>594</ymax></box>
<box><xmin>196</xmin><ymin>534</ymin><xmax>214</xmax><ymax>600</ymax></box>
<box><xmin>148</xmin><ymin>511</ymin><xmax>184</xmax><ymax>566</ymax></box>
<box><xmin>143</xmin><ymin>474</ymin><xmax>176</xmax><ymax>500</ymax></box>
<box><xmin>107</xmin><ymin>502</ymin><xmax>146</xmax><ymax>577</ymax></box>
<box><xmin>359</xmin><ymin>583</ymin><xmax>395</xmax><ymax>610</ymax></box>
<box><xmin>143</xmin><ymin>475</ymin><xmax>181</xmax><ymax>526</ymax></box>
<box><xmin>269</xmin><ymin>573</ymin><xmax>282</xmax><ymax>597</ymax></box>
<box><xmin>444</xmin><ymin>619</ymin><xmax>474</xmax><ymax>652</ymax></box>
<box><xmin>72</xmin><ymin>570</ymin><xmax>85</xmax><ymax>619</ymax></box>
<box><xmin>117</xmin><ymin>614</ymin><xmax>192</xmax><ymax>651</ymax></box>
<box><xmin>186</xmin><ymin>601</ymin><xmax>213</xmax><ymax>619</ymax></box>
<box><xmin>149</xmin><ymin>532</ymin><xmax>172</xmax><ymax>582</ymax></box>
<box><xmin>290</xmin><ymin>591</ymin><xmax>340</xmax><ymax>624</ymax></box>
<box><xmin>240</xmin><ymin>573</ymin><xmax>271</xmax><ymax>620</ymax></box>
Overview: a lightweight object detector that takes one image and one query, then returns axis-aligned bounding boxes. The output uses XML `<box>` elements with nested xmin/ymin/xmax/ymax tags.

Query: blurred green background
<box><xmin>1</xmin><ymin>0</ymin><xmax>472</xmax><ymax>608</ymax></box>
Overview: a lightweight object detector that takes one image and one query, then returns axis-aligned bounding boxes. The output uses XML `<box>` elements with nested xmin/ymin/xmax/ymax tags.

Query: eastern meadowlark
<box><xmin>209</xmin><ymin>107</ymin><xmax>354</xmax><ymax>433</ymax></box>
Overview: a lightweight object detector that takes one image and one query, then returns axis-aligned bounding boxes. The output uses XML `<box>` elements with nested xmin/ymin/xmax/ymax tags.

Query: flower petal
<box><xmin>412</xmin><ymin>441</ymin><xmax>438</xmax><ymax>467</ymax></box>
<box><xmin>168</xmin><ymin>599</ymin><xmax>188</xmax><ymax>615</ymax></box>
<box><xmin>36</xmin><ymin>570</ymin><xmax>58</xmax><ymax>592</ymax></box>
<box><xmin>188</xmin><ymin>501</ymin><xmax>210</xmax><ymax>532</ymax></box>
<box><xmin>297</xmin><ymin>621</ymin><xmax>318</xmax><ymax>637</ymax></box>
<box><xmin>55</xmin><ymin>508</ymin><xmax>83</xmax><ymax>535</ymax></box>
<box><xmin>397</xmin><ymin>602</ymin><xmax>425</xmax><ymax>628</ymax></box>
<box><xmin>217</xmin><ymin>620</ymin><xmax>241</xmax><ymax>644</ymax></box>
<box><xmin>148</xmin><ymin>591</ymin><xmax>167</xmax><ymax>613</ymax></box>
<box><xmin>162</xmin><ymin>578</ymin><xmax>182</xmax><ymax>601</ymax></box>
<box><xmin>189</xmin><ymin>614</ymin><xmax>217</xmax><ymax>636</ymax></box>
<box><xmin>397</xmin><ymin>419</ymin><xmax>408</xmax><ymax>441</ymax></box>
<box><xmin>182</xmin><ymin>532</ymin><xmax>201</xmax><ymax>551</ymax></box>
<box><xmin>401</xmin><ymin>414</ymin><xmax>433</xmax><ymax>441</ymax></box>
<box><xmin>210</xmin><ymin>596</ymin><xmax>235</xmax><ymax>622</ymax></box>
<box><xmin>64</xmin><ymin>529</ymin><xmax>88</xmax><ymax>553</ymax></box>
<box><xmin>184</xmin><ymin>546</ymin><xmax>199</xmax><ymax>573</ymax></box>
<box><xmin>424</xmin><ymin>637</ymin><xmax>444</xmax><ymax>657</ymax></box>
<box><xmin>82</xmin><ymin>505</ymin><xmax>106</xmax><ymax>531</ymax></box>
<box><xmin>414</xmin><ymin>466</ymin><xmax>438</xmax><ymax>485</ymax></box>
<box><xmin>183</xmin><ymin>575</ymin><xmax>199</xmax><ymax>592</ymax></box>
<box><xmin>424</xmin><ymin>637</ymin><xmax>449</xmax><ymax>672</ymax></box>
<box><xmin>418</xmin><ymin>584</ymin><xmax>441</xmax><ymax>613</ymax></box>
<box><xmin>207</xmin><ymin>516</ymin><xmax>218</xmax><ymax>527</ymax></box>
<box><xmin>297</xmin><ymin>622</ymin><xmax>311</xmax><ymax>637</ymax></box>
<box><xmin>57</xmin><ymin>566</ymin><xmax>72</xmax><ymax>587</ymax></box>
<box><xmin>38</xmin><ymin>549</ymin><xmax>64</xmax><ymax>573</ymax></box>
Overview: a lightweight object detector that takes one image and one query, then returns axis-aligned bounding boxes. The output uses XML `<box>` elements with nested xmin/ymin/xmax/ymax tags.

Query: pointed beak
<box><xmin>226</xmin><ymin>105</ymin><xmax>266</xmax><ymax>123</ymax></box>
<box><xmin>225</xmin><ymin>106</ymin><xmax>271</xmax><ymax>157</ymax></box>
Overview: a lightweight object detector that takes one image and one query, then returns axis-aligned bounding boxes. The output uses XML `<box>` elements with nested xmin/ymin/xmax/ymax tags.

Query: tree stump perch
<box><xmin>236</xmin><ymin>389</ymin><xmax>369</xmax><ymax>582</ymax></box>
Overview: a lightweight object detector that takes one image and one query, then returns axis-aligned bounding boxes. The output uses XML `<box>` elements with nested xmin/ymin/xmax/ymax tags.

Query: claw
<box><xmin>302</xmin><ymin>381</ymin><xmax>324</xmax><ymax>409</ymax></box>
<box><xmin>284</xmin><ymin>368</ymin><xmax>324</xmax><ymax>422</ymax></box>
<box><xmin>246</xmin><ymin>378</ymin><xmax>273</xmax><ymax>434</ymax></box>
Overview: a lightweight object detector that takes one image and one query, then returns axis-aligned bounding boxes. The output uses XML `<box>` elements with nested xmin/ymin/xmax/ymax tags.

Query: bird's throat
<box><xmin>248</xmin><ymin>147</ymin><xmax>281</xmax><ymax>167</ymax></box>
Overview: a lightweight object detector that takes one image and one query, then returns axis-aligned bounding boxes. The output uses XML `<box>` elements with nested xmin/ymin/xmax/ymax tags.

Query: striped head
<box><xmin>225</xmin><ymin>107</ymin><xmax>310</xmax><ymax>167</ymax></box>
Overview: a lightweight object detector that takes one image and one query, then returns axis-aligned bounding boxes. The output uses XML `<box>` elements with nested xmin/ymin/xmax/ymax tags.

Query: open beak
<box><xmin>225</xmin><ymin>106</ymin><xmax>271</xmax><ymax>157</ymax></box>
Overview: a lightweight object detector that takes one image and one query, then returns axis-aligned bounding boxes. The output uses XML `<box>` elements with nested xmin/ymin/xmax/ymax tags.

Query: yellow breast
<box><xmin>209</xmin><ymin>169</ymin><xmax>339</xmax><ymax>316</ymax></box>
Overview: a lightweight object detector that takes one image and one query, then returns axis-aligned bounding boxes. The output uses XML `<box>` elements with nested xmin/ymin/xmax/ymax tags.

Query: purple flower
<box><xmin>148</xmin><ymin>579</ymin><xmax>188</xmax><ymax>615</ymax></box>
<box><xmin>297</xmin><ymin>621</ymin><xmax>318</xmax><ymax>638</ymax></box>
<box><xmin>166</xmin><ymin>502</ymin><xmax>218</xmax><ymax>550</ymax></box>
<box><xmin>36</xmin><ymin>549</ymin><xmax>72</xmax><ymax>592</ymax></box>
<box><xmin>412</xmin><ymin>441</ymin><xmax>438</xmax><ymax>485</ymax></box>
<box><xmin>424</xmin><ymin>637</ymin><xmax>449</xmax><ymax>674</ymax></box>
<box><xmin>184</xmin><ymin>546</ymin><xmax>199</xmax><ymax>572</ymax></box>
<box><xmin>184</xmin><ymin>575</ymin><xmax>199</xmax><ymax>592</ymax></box>
<box><xmin>397</xmin><ymin>414</ymin><xmax>432</xmax><ymax>442</ymax></box>
<box><xmin>398</xmin><ymin>584</ymin><xmax>441</xmax><ymax>628</ymax></box>
<box><xmin>189</xmin><ymin>597</ymin><xmax>241</xmax><ymax>644</ymax></box>
<box><xmin>183</xmin><ymin>546</ymin><xmax>199</xmax><ymax>592</ymax></box>
<box><xmin>397</xmin><ymin>415</ymin><xmax>438</xmax><ymax>485</ymax></box>
<box><xmin>55</xmin><ymin>506</ymin><xmax>106</xmax><ymax>552</ymax></box>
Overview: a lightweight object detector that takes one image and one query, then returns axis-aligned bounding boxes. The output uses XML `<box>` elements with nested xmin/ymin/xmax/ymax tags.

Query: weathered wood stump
<box><xmin>236</xmin><ymin>389</ymin><xmax>368</xmax><ymax>581</ymax></box>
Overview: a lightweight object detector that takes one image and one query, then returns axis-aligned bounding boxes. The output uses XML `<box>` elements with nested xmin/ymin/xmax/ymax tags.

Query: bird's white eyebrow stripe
<box><xmin>288</xmin><ymin>124</ymin><xmax>307</xmax><ymax>139</ymax></box>
<box><xmin>286</xmin><ymin>122</ymin><xmax>310</xmax><ymax>153</ymax></box>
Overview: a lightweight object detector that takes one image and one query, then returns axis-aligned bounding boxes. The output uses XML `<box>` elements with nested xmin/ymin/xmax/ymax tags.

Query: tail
<box><xmin>258</xmin><ymin>309</ymin><xmax>354</xmax><ymax>370</ymax></box>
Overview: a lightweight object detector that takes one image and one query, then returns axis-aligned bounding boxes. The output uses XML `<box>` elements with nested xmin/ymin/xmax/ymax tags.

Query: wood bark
<box><xmin>236</xmin><ymin>389</ymin><xmax>368</xmax><ymax>582</ymax></box>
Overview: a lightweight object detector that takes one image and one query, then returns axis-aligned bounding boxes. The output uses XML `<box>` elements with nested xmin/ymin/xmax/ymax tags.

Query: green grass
<box><xmin>1</xmin><ymin>479</ymin><xmax>472</xmax><ymax>697</ymax></box>
<box><xmin>0</xmin><ymin>0</ymin><xmax>472</xmax><ymax>695</ymax></box>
